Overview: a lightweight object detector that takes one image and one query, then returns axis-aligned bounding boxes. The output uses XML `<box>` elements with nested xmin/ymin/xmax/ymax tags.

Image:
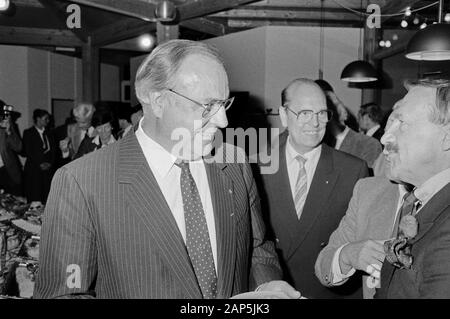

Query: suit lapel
<box><xmin>380</xmin><ymin>182</ymin><xmax>450</xmax><ymax>297</ymax></box>
<box><xmin>118</xmin><ymin>133</ymin><xmax>201</xmax><ymax>298</ymax></box>
<box><xmin>286</xmin><ymin>144</ymin><xmax>339</xmax><ymax>260</ymax></box>
<box><xmin>266</xmin><ymin>132</ymin><xmax>304</xmax><ymax>254</ymax></box>
<box><xmin>204</xmin><ymin>161</ymin><xmax>236</xmax><ymax>299</ymax></box>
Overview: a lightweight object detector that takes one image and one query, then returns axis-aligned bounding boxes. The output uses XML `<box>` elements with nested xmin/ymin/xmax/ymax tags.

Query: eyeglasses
<box><xmin>284</xmin><ymin>106</ymin><xmax>333</xmax><ymax>124</ymax></box>
<box><xmin>168</xmin><ymin>89</ymin><xmax>234</xmax><ymax>119</ymax></box>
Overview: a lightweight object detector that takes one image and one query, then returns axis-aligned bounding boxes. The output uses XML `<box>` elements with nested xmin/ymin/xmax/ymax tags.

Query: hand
<box><xmin>59</xmin><ymin>138</ymin><xmax>70</xmax><ymax>152</ymax></box>
<box><xmin>257</xmin><ymin>280</ymin><xmax>301</xmax><ymax>299</ymax></box>
<box><xmin>340</xmin><ymin>240</ymin><xmax>386</xmax><ymax>279</ymax></box>
<box><xmin>40</xmin><ymin>162</ymin><xmax>51</xmax><ymax>171</ymax></box>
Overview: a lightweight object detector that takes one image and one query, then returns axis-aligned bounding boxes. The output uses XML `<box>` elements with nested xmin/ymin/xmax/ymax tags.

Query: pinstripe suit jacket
<box><xmin>34</xmin><ymin>132</ymin><xmax>282</xmax><ymax>299</ymax></box>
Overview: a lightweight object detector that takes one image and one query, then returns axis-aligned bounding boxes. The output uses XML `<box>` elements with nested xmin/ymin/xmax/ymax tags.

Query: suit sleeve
<box><xmin>315</xmin><ymin>179</ymin><xmax>363</xmax><ymax>287</ymax></box>
<box><xmin>363</xmin><ymin>139</ymin><xmax>382</xmax><ymax>168</ymax></box>
<box><xmin>6</xmin><ymin>127</ymin><xmax>22</xmax><ymax>153</ymax></box>
<box><xmin>242</xmin><ymin>161</ymin><xmax>283</xmax><ymax>289</ymax></box>
<box><xmin>34</xmin><ymin>167</ymin><xmax>97</xmax><ymax>299</ymax></box>
<box><xmin>419</xmin><ymin>213</ymin><xmax>450</xmax><ymax>298</ymax></box>
<box><xmin>358</xmin><ymin>160</ymin><xmax>370</xmax><ymax>180</ymax></box>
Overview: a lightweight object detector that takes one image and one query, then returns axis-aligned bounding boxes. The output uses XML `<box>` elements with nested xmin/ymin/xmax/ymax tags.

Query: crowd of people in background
<box><xmin>0</xmin><ymin>100</ymin><xmax>143</xmax><ymax>205</ymax></box>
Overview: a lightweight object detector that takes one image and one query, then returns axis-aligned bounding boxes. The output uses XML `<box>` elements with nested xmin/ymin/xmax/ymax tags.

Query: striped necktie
<box><xmin>294</xmin><ymin>155</ymin><xmax>308</xmax><ymax>220</ymax></box>
<box><xmin>177</xmin><ymin>160</ymin><xmax>217</xmax><ymax>299</ymax></box>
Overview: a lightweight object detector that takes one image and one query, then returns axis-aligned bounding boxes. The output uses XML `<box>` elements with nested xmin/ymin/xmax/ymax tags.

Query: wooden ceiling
<box><xmin>0</xmin><ymin>1</ymin><xmax>446</xmax><ymax>52</ymax></box>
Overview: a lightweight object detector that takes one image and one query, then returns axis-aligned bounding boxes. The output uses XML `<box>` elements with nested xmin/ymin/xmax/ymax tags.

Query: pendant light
<box><xmin>406</xmin><ymin>0</ymin><xmax>450</xmax><ymax>61</ymax></box>
<box><xmin>340</xmin><ymin>0</ymin><xmax>377</xmax><ymax>82</ymax></box>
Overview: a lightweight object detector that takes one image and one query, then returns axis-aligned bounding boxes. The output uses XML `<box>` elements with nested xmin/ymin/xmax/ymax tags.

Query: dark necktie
<box><xmin>392</xmin><ymin>191</ymin><xmax>420</xmax><ymax>237</ymax></box>
<box><xmin>177</xmin><ymin>161</ymin><xmax>217</xmax><ymax>299</ymax></box>
<box><xmin>378</xmin><ymin>191</ymin><xmax>421</xmax><ymax>298</ymax></box>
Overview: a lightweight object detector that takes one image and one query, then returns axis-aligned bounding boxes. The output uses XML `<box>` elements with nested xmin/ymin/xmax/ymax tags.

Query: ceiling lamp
<box><xmin>154</xmin><ymin>0</ymin><xmax>176</xmax><ymax>22</ymax></box>
<box><xmin>405</xmin><ymin>0</ymin><xmax>450</xmax><ymax>61</ymax></box>
<box><xmin>0</xmin><ymin>0</ymin><xmax>10</xmax><ymax>11</ymax></box>
<box><xmin>340</xmin><ymin>0</ymin><xmax>377</xmax><ymax>82</ymax></box>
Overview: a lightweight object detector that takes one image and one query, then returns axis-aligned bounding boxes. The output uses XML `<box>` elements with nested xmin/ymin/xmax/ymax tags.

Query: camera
<box><xmin>0</xmin><ymin>104</ymin><xmax>13</xmax><ymax>128</ymax></box>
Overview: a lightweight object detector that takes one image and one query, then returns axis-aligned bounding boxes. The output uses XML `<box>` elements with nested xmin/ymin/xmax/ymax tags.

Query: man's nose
<box><xmin>210</xmin><ymin>106</ymin><xmax>228</xmax><ymax>128</ymax></box>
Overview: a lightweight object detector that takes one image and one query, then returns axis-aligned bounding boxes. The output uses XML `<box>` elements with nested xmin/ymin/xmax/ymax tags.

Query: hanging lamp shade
<box><xmin>340</xmin><ymin>60</ymin><xmax>378</xmax><ymax>82</ymax></box>
<box><xmin>405</xmin><ymin>23</ymin><xmax>450</xmax><ymax>60</ymax></box>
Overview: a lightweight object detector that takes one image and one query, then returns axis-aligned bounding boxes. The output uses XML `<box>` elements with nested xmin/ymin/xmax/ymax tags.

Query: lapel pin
<box><xmin>325</xmin><ymin>181</ymin><xmax>329</xmax><ymax>184</ymax></box>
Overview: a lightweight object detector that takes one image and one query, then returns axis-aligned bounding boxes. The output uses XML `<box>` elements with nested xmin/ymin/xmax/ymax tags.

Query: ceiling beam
<box><xmin>63</xmin><ymin>0</ymin><xmax>157</xmax><ymax>21</ymax></box>
<box><xmin>177</xmin><ymin>0</ymin><xmax>261</xmax><ymax>20</ymax></box>
<box><xmin>209</xmin><ymin>7</ymin><xmax>361</xmax><ymax>21</ymax></box>
<box><xmin>91</xmin><ymin>19</ymin><xmax>155</xmax><ymax>46</ymax></box>
<box><xmin>37</xmin><ymin>0</ymin><xmax>88</xmax><ymax>42</ymax></box>
<box><xmin>0</xmin><ymin>26</ymin><xmax>83</xmax><ymax>47</ymax></box>
<box><xmin>225</xmin><ymin>19</ymin><xmax>362</xmax><ymax>28</ymax></box>
<box><xmin>180</xmin><ymin>18</ymin><xmax>227</xmax><ymax>36</ymax></box>
<box><xmin>247</xmin><ymin>0</ymin><xmax>386</xmax><ymax>8</ymax></box>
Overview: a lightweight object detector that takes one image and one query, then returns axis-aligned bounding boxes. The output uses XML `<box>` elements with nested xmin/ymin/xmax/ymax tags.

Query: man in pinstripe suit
<box><xmin>35</xmin><ymin>40</ymin><xmax>299</xmax><ymax>299</ymax></box>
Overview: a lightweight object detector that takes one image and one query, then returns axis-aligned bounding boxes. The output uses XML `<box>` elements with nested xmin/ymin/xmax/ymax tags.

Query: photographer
<box><xmin>0</xmin><ymin>102</ymin><xmax>23</xmax><ymax>196</ymax></box>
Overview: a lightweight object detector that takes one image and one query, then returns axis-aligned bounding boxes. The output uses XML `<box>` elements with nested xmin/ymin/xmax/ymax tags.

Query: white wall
<box><xmin>0</xmin><ymin>45</ymin><xmax>121</xmax><ymax>132</ymax></box>
<box><xmin>0</xmin><ymin>45</ymin><xmax>30</xmax><ymax>132</ymax></box>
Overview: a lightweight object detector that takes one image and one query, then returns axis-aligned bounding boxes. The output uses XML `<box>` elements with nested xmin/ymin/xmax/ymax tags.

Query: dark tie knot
<box><xmin>402</xmin><ymin>191</ymin><xmax>421</xmax><ymax>211</ymax></box>
<box><xmin>175</xmin><ymin>160</ymin><xmax>190</xmax><ymax>170</ymax></box>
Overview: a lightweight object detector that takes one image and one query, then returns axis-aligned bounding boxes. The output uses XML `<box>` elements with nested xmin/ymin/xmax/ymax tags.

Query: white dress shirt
<box><xmin>285</xmin><ymin>136</ymin><xmax>322</xmax><ymax>210</ymax></box>
<box><xmin>35</xmin><ymin>126</ymin><xmax>50</xmax><ymax>152</ymax></box>
<box><xmin>366</xmin><ymin>124</ymin><xmax>380</xmax><ymax>137</ymax></box>
<box><xmin>135</xmin><ymin>121</ymin><xmax>217</xmax><ymax>272</ymax></box>
<box><xmin>334</xmin><ymin>126</ymin><xmax>350</xmax><ymax>150</ymax></box>
<box><xmin>331</xmin><ymin>167</ymin><xmax>450</xmax><ymax>285</ymax></box>
<box><xmin>92</xmin><ymin>134</ymin><xmax>116</xmax><ymax>148</ymax></box>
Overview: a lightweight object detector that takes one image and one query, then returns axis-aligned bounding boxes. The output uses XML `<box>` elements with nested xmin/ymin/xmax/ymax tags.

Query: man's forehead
<box><xmin>287</xmin><ymin>84</ymin><xmax>326</xmax><ymax>105</ymax></box>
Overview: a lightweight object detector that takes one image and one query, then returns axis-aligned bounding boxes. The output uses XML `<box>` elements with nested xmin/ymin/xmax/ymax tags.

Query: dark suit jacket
<box><xmin>339</xmin><ymin>128</ymin><xmax>382</xmax><ymax>168</ymax></box>
<box><xmin>73</xmin><ymin>135</ymin><xmax>100</xmax><ymax>160</ymax></box>
<box><xmin>0</xmin><ymin>127</ymin><xmax>22</xmax><ymax>186</ymax></box>
<box><xmin>23</xmin><ymin>126</ymin><xmax>56</xmax><ymax>202</ymax></box>
<box><xmin>376</xmin><ymin>182</ymin><xmax>450</xmax><ymax>298</ymax></box>
<box><xmin>35</xmin><ymin>132</ymin><xmax>282</xmax><ymax>299</ymax></box>
<box><xmin>371</xmin><ymin>127</ymin><xmax>384</xmax><ymax>141</ymax></box>
<box><xmin>257</xmin><ymin>131</ymin><xmax>369</xmax><ymax>299</ymax></box>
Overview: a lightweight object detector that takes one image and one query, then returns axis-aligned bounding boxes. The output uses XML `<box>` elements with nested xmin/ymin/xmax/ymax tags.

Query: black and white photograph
<box><xmin>0</xmin><ymin>0</ymin><xmax>450</xmax><ymax>306</ymax></box>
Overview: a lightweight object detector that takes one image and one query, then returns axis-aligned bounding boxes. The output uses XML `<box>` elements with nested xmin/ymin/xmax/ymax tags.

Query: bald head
<box><xmin>281</xmin><ymin>78</ymin><xmax>326</xmax><ymax>107</ymax></box>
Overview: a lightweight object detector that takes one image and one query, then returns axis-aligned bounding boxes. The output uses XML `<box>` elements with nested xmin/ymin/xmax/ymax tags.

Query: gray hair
<box><xmin>135</xmin><ymin>39</ymin><xmax>224</xmax><ymax>104</ymax></box>
<box><xmin>404</xmin><ymin>78</ymin><xmax>450</xmax><ymax>126</ymax></box>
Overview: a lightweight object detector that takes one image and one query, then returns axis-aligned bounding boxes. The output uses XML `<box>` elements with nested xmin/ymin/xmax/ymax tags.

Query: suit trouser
<box><xmin>0</xmin><ymin>166</ymin><xmax>22</xmax><ymax>196</ymax></box>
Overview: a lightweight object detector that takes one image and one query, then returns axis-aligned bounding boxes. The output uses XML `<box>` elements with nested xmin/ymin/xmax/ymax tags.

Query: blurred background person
<box><xmin>117</xmin><ymin>107</ymin><xmax>133</xmax><ymax>139</ymax></box>
<box><xmin>23</xmin><ymin>109</ymin><xmax>55</xmax><ymax>204</ymax></box>
<box><xmin>74</xmin><ymin>109</ymin><xmax>116</xmax><ymax>159</ymax></box>
<box><xmin>358</xmin><ymin>103</ymin><xmax>384</xmax><ymax>141</ymax></box>
<box><xmin>0</xmin><ymin>101</ymin><xmax>23</xmax><ymax>196</ymax></box>
<box><xmin>316</xmin><ymin>79</ymin><xmax>381</xmax><ymax>169</ymax></box>
<box><xmin>130</xmin><ymin>104</ymin><xmax>143</xmax><ymax>131</ymax></box>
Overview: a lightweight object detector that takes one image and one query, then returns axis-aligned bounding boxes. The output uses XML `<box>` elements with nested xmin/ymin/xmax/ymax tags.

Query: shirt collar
<box><xmin>135</xmin><ymin>119</ymin><xmax>178</xmax><ymax>179</ymax></box>
<box><xmin>414</xmin><ymin>167</ymin><xmax>450</xmax><ymax>205</ymax></box>
<box><xmin>366</xmin><ymin>124</ymin><xmax>380</xmax><ymax>137</ymax></box>
<box><xmin>35</xmin><ymin>126</ymin><xmax>45</xmax><ymax>134</ymax></box>
<box><xmin>286</xmin><ymin>135</ymin><xmax>322</xmax><ymax>164</ymax></box>
<box><xmin>336</xmin><ymin>125</ymin><xmax>350</xmax><ymax>141</ymax></box>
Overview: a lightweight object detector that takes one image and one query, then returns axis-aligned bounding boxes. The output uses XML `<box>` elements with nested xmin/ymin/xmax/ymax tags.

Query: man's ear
<box><xmin>149</xmin><ymin>91</ymin><xmax>165</xmax><ymax>119</ymax></box>
<box><xmin>279</xmin><ymin>106</ymin><xmax>288</xmax><ymax>128</ymax></box>
<box><xmin>442</xmin><ymin>125</ymin><xmax>450</xmax><ymax>151</ymax></box>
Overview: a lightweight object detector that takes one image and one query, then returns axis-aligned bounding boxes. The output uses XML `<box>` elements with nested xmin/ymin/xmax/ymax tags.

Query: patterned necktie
<box><xmin>392</xmin><ymin>191</ymin><xmax>420</xmax><ymax>237</ymax></box>
<box><xmin>294</xmin><ymin>155</ymin><xmax>308</xmax><ymax>220</ymax></box>
<box><xmin>42</xmin><ymin>131</ymin><xmax>49</xmax><ymax>152</ymax></box>
<box><xmin>177</xmin><ymin>160</ymin><xmax>217</xmax><ymax>299</ymax></box>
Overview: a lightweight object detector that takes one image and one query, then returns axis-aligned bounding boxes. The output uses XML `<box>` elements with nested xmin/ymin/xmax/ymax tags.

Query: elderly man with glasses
<box><xmin>256</xmin><ymin>78</ymin><xmax>369</xmax><ymax>299</ymax></box>
<box><xmin>35</xmin><ymin>39</ymin><xmax>300</xmax><ymax>299</ymax></box>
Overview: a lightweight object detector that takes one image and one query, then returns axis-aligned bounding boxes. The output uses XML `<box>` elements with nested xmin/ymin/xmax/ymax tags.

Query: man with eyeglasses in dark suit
<box><xmin>256</xmin><ymin>78</ymin><xmax>369</xmax><ymax>299</ymax></box>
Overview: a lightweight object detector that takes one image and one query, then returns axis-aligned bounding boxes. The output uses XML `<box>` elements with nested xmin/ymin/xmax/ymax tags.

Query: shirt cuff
<box><xmin>331</xmin><ymin>244</ymin><xmax>356</xmax><ymax>285</ymax></box>
<box><xmin>62</xmin><ymin>151</ymin><xmax>70</xmax><ymax>159</ymax></box>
